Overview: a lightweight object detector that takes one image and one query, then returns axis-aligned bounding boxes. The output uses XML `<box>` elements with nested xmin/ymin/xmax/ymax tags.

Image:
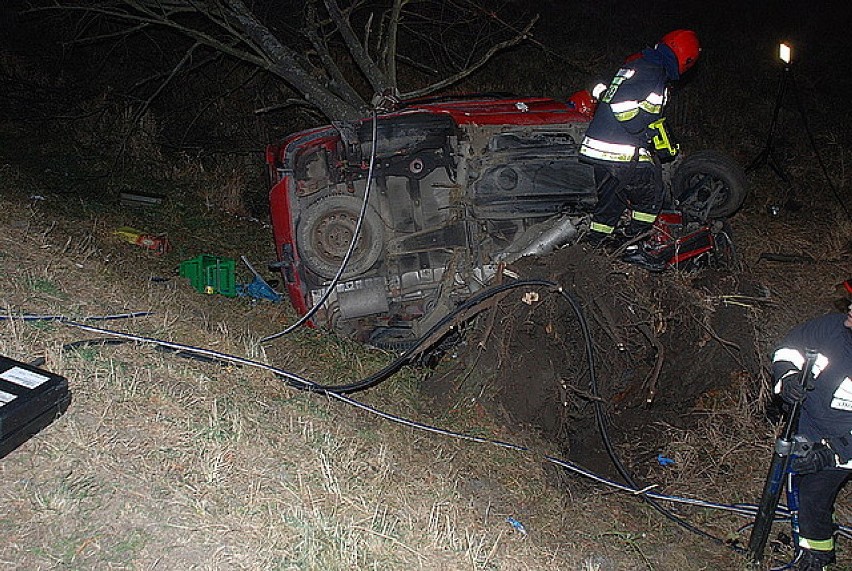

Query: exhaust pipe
<box><xmin>496</xmin><ymin>215</ymin><xmax>580</xmax><ymax>265</ymax></box>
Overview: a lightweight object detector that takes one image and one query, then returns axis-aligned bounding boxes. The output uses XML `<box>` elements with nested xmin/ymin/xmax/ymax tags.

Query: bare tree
<box><xmin>41</xmin><ymin>0</ymin><xmax>539</xmax><ymax>122</ymax></box>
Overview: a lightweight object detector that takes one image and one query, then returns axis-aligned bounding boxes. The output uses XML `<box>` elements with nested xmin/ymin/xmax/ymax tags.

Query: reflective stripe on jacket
<box><xmin>772</xmin><ymin>314</ymin><xmax>852</xmax><ymax>465</ymax></box>
<box><xmin>579</xmin><ymin>45</ymin><xmax>677</xmax><ymax>166</ymax></box>
<box><xmin>579</xmin><ymin>136</ymin><xmax>653</xmax><ymax>163</ymax></box>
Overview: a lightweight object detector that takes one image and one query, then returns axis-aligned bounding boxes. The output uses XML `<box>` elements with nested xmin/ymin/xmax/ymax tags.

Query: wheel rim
<box><xmin>310</xmin><ymin>208</ymin><xmax>362</xmax><ymax>262</ymax></box>
<box><xmin>297</xmin><ymin>196</ymin><xmax>384</xmax><ymax>279</ymax></box>
<box><xmin>682</xmin><ymin>173</ymin><xmax>731</xmax><ymax>217</ymax></box>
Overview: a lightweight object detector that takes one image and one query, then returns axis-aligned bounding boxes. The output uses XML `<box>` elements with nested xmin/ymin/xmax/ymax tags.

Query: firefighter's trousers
<box><xmin>589</xmin><ymin>162</ymin><xmax>663</xmax><ymax>236</ymax></box>
<box><xmin>795</xmin><ymin>468</ymin><xmax>851</xmax><ymax>552</ymax></box>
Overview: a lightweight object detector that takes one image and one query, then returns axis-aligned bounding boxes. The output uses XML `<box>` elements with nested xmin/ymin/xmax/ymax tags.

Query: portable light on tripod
<box><xmin>779</xmin><ymin>42</ymin><xmax>792</xmax><ymax>67</ymax></box>
<box><xmin>752</xmin><ymin>41</ymin><xmax>852</xmax><ymax>221</ymax></box>
<box><xmin>746</xmin><ymin>41</ymin><xmax>794</xmax><ymax>182</ymax></box>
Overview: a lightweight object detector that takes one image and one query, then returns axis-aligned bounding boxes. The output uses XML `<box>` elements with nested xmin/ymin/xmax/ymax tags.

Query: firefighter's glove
<box><xmin>779</xmin><ymin>374</ymin><xmax>808</xmax><ymax>405</ymax></box>
<box><xmin>792</xmin><ymin>443</ymin><xmax>838</xmax><ymax>475</ymax></box>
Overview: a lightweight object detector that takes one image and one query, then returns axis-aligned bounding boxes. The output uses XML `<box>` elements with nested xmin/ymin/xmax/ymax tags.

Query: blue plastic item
<box><xmin>237</xmin><ymin>275</ymin><xmax>282</xmax><ymax>302</ymax></box>
<box><xmin>506</xmin><ymin>517</ymin><xmax>527</xmax><ymax>535</ymax></box>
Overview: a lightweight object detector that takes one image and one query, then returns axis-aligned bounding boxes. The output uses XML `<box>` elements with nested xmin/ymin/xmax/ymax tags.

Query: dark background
<box><xmin>1</xmin><ymin>1</ymin><xmax>850</xmax><ymax>218</ymax></box>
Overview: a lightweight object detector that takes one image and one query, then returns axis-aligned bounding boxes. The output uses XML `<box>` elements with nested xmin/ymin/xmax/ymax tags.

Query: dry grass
<box><xmin>4</xmin><ymin>11</ymin><xmax>850</xmax><ymax>566</ymax></box>
<box><xmin>0</xmin><ymin>127</ymin><xmax>762</xmax><ymax>569</ymax></box>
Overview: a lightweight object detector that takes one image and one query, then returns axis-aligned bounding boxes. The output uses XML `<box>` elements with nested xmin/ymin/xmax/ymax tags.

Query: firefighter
<box><xmin>773</xmin><ymin>279</ymin><xmax>852</xmax><ymax>570</ymax></box>
<box><xmin>578</xmin><ymin>30</ymin><xmax>701</xmax><ymax>271</ymax></box>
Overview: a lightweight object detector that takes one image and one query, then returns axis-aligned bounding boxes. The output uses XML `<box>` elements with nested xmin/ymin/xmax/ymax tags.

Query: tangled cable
<box><xmin>15</xmin><ymin>280</ymin><xmax>849</xmax><ymax>556</ymax></box>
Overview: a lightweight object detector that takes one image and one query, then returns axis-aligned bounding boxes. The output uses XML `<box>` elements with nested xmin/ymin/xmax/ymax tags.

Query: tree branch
<box><xmin>304</xmin><ymin>2</ymin><xmax>367</xmax><ymax>108</ymax></box>
<box><xmin>323</xmin><ymin>0</ymin><xmax>389</xmax><ymax>94</ymax></box>
<box><xmin>400</xmin><ymin>15</ymin><xmax>537</xmax><ymax>99</ymax></box>
<box><xmin>38</xmin><ymin>0</ymin><xmax>550</xmax><ymax>122</ymax></box>
<box><xmin>66</xmin><ymin>22</ymin><xmax>150</xmax><ymax>46</ymax></box>
<box><xmin>114</xmin><ymin>41</ymin><xmax>200</xmax><ymax>169</ymax></box>
<box><xmin>130</xmin><ymin>47</ymin><xmax>223</xmax><ymax>91</ymax></box>
<box><xmin>221</xmin><ymin>0</ymin><xmax>365</xmax><ymax>119</ymax></box>
<box><xmin>179</xmin><ymin>62</ymin><xmax>259</xmax><ymax>147</ymax></box>
<box><xmin>384</xmin><ymin>0</ymin><xmax>405</xmax><ymax>88</ymax></box>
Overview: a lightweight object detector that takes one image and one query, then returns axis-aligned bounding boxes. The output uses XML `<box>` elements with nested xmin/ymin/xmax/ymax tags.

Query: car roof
<box><xmin>395</xmin><ymin>95</ymin><xmax>590</xmax><ymax>126</ymax></box>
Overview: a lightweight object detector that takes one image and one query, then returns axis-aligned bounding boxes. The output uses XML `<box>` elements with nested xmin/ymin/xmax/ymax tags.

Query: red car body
<box><xmin>266</xmin><ymin>93</ymin><xmax>743</xmax><ymax>346</ymax></box>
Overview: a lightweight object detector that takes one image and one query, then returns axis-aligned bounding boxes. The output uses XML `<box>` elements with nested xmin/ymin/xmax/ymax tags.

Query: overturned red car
<box><xmin>266</xmin><ymin>93</ymin><xmax>746</xmax><ymax>347</ymax></box>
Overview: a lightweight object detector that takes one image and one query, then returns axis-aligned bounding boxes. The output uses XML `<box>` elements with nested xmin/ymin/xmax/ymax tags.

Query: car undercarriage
<box><xmin>267</xmin><ymin>96</ymin><xmax>746</xmax><ymax>346</ymax></box>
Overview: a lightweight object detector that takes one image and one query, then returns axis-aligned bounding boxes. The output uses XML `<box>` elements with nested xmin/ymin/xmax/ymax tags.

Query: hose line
<box><xmin>12</xmin><ymin>278</ymin><xmax>823</xmax><ymax>554</ymax></box>
<box><xmin>60</xmin><ymin>311</ymin><xmax>839</xmax><ymax>550</ymax></box>
<box><xmin>261</xmin><ymin>109</ymin><xmax>381</xmax><ymax>343</ymax></box>
<box><xmin>54</xmin><ymin>280</ymin><xmax>728</xmax><ymax>549</ymax></box>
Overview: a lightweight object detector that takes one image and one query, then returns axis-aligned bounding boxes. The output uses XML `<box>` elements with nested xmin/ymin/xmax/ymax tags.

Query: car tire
<box><xmin>672</xmin><ymin>150</ymin><xmax>747</xmax><ymax>221</ymax></box>
<box><xmin>296</xmin><ymin>194</ymin><xmax>385</xmax><ymax>279</ymax></box>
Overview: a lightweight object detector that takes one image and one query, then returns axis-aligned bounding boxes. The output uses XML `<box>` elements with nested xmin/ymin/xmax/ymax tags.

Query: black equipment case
<box><xmin>0</xmin><ymin>355</ymin><xmax>71</xmax><ymax>459</ymax></box>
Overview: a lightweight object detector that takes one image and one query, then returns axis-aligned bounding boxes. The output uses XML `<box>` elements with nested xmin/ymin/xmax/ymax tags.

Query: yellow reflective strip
<box><xmin>610</xmin><ymin>100</ymin><xmax>639</xmax><ymax>113</ymax></box>
<box><xmin>590</xmin><ymin>222</ymin><xmax>615</xmax><ymax>234</ymax></box>
<box><xmin>580</xmin><ymin>146</ymin><xmax>653</xmax><ymax>163</ymax></box>
<box><xmin>580</xmin><ymin>138</ymin><xmax>653</xmax><ymax>163</ymax></box>
<box><xmin>614</xmin><ymin>109</ymin><xmax>639</xmax><ymax>122</ymax></box>
<box><xmin>631</xmin><ymin>211</ymin><xmax>657</xmax><ymax>223</ymax></box>
<box><xmin>646</xmin><ymin>92</ymin><xmax>664</xmax><ymax>105</ymax></box>
<box><xmin>583</xmin><ymin>137</ymin><xmax>636</xmax><ymax>155</ymax></box>
<box><xmin>799</xmin><ymin>536</ymin><xmax>834</xmax><ymax>551</ymax></box>
<box><xmin>639</xmin><ymin>100</ymin><xmax>662</xmax><ymax>114</ymax></box>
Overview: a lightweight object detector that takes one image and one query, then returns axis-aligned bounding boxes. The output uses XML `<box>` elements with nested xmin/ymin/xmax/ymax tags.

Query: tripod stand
<box><xmin>746</xmin><ymin>62</ymin><xmax>793</xmax><ymax>182</ymax></box>
<box><xmin>747</xmin><ymin>49</ymin><xmax>852</xmax><ymax>220</ymax></box>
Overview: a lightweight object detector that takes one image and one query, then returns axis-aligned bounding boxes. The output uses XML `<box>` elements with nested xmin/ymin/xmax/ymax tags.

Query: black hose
<box><xmin>8</xmin><ymin>282</ymin><xmax>745</xmax><ymax>551</ymax></box>
<box><xmin>563</xmin><ymin>285</ymin><xmax>743</xmax><ymax>551</ymax></box>
<box><xmin>1</xmin><ymin>311</ymin><xmax>153</xmax><ymax>322</ymax></box>
<box><xmin>31</xmin><ymin>336</ymin><xmax>246</xmax><ymax>368</ymax></box>
<box><xmin>261</xmin><ymin>109</ymin><xmax>381</xmax><ymax>343</ymax></box>
<box><xmin>28</xmin><ymin>338</ymin><xmax>131</xmax><ymax>367</ymax></box>
<box><xmin>296</xmin><ymin>277</ymin><xmax>742</xmax><ymax>549</ymax></box>
<box><xmin>310</xmin><ymin>279</ymin><xmax>542</xmax><ymax>393</ymax></box>
<box><xmin>48</xmin><ymin>314</ymin><xmax>846</xmax><ymax>543</ymax></box>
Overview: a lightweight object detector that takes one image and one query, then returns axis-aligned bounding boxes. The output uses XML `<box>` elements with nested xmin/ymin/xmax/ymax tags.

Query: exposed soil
<box><xmin>1</xmin><ymin>112</ymin><xmax>849</xmax><ymax>571</ymax></box>
<box><xmin>438</xmin><ymin>244</ymin><xmax>765</xmax><ymax>475</ymax></box>
<box><xmin>2</xmin><ymin>2</ymin><xmax>852</xmax><ymax>566</ymax></box>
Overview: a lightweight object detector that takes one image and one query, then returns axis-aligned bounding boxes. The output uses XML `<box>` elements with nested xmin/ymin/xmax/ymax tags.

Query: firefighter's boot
<box><xmin>620</xmin><ymin>245</ymin><xmax>666</xmax><ymax>272</ymax></box>
<box><xmin>793</xmin><ymin>548</ymin><xmax>835</xmax><ymax>571</ymax></box>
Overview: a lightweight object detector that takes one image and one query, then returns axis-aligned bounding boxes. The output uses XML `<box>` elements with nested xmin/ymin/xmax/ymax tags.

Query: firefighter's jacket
<box><xmin>772</xmin><ymin>313</ymin><xmax>852</xmax><ymax>466</ymax></box>
<box><xmin>579</xmin><ymin>45</ymin><xmax>680</xmax><ymax>166</ymax></box>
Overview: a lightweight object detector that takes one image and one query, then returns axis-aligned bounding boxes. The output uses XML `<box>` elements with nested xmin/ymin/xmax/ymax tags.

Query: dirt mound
<box><xmin>450</xmin><ymin>245</ymin><xmax>765</xmax><ymax>473</ymax></box>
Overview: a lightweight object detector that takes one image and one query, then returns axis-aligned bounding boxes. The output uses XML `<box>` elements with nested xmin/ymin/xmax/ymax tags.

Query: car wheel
<box><xmin>296</xmin><ymin>194</ymin><xmax>385</xmax><ymax>279</ymax></box>
<box><xmin>672</xmin><ymin>150</ymin><xmax>747</xmax><ymax>221</ymax></box>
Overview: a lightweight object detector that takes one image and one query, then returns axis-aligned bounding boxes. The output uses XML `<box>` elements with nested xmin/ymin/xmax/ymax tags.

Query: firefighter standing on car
<box><xmin>772</xmin><ymin>279</ymin><xmax>852</xmax><ymax>570</ymax></box>
<box><xmin>578</xmin><ymin>29</ymin><xmax>700</xmax><ymax>271</ymax></box>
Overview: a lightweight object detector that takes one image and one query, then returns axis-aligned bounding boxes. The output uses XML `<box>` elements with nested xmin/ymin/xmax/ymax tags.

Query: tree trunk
<box><xmin>222</xmin><ymin>0</ymin><xmax>367</xmax><ymax>120</ymax></box>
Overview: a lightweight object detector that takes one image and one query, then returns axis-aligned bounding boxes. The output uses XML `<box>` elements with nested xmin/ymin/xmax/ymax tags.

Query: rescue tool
<box><xmin>747</xmin><ymin>350</ymin><xmax>818</xmax><ymax>566</ymax></box>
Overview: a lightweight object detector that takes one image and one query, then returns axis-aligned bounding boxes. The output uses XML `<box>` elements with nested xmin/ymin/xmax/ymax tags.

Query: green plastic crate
<box><xmin>179</xmin><ymin>255</ymin><xmax>237</xmax><ymax>297</ymax></box>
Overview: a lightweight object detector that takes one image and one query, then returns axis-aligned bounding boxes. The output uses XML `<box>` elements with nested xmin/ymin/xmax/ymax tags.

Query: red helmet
<box><xmin>833</xmin><ymin>279</ymin><xmax>852</xmax><ymax>311</ymax></box>
<box><xmin>840</xmin><ymin>278</ymin><xmax>852</xmax><ymax>300</ymax></box>
<box><xmin>567</xmin><ymin>89</ymin><xmax>597</xmax><ymax>117</ymax></box>
<box><xmin>660</xmin><ymin>29</ymin><xmax>701</xmax><ymax>75</ymax></box>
